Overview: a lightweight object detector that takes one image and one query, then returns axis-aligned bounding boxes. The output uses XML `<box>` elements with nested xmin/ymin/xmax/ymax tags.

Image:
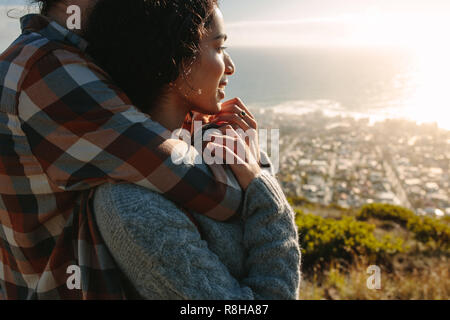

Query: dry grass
<box><xmin>299</xmin><ymin>255</ymin><xmax>449</xmax><ymax>300</ymax></box>
<box><xmin>294</xmin><ymin>202</ymin><xmax>450</xmax><ymax>300</ymax></box>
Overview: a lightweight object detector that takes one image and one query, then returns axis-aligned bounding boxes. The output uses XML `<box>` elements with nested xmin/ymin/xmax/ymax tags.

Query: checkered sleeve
<box><xmin>17</xmin><ymin>49</ymin><xmax>242</xmax><ymax>221</ymax></box>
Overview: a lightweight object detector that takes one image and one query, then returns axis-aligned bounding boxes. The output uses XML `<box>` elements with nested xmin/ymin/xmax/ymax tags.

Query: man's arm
<box><xmin>18</xmin><ymin>49</ymin><xmax>242</xmax><ymax>220</ymax></box>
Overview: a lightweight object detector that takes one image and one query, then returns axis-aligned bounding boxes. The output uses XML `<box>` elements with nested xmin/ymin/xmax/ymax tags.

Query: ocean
<box><xmin>224</xmin><ymin>46</ymin><xmax>450</xmax><ymax>131</ymax></box>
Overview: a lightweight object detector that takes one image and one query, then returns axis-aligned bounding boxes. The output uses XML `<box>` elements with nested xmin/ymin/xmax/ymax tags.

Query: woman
<box><xmin>86</xmin><ymin>0</ymin><xmax>301</xmax><ymax>299</ymax></box>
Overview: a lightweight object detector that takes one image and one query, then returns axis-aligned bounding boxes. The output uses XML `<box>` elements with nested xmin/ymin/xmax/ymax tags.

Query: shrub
<box><xmin>442</xmin><ymin>215</ymin><xmax>450</xmax><ymax>225</ymax></box>
<box><xmin>407</xmin><ymin>216</ymin><xmax>450</xmax><ymax>250</ymax></box>
<box><xmin>287</xmin><ymin>196</ymin><xmax>311</xmax><ymax>207</ymax></box>
<box><xmin>295</xmin><ymin>210</ymin><xmax>404</xmax><ymax>271</ymax></box>
<box><xmin>357</xmin><ymin>203</ymin><xmax>450</xmax><ymax>250</ymax></box>
<box><xmin>357</xmin><ymin>203</ymin><xmax>415</xmax><ymax>227</ymax></box>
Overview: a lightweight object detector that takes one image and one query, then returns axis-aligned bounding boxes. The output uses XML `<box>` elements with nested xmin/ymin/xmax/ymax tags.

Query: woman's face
<box><xmin>173</xmin><ymin>7</ymin><xmax>235</xmax><ymax>115</ymax></box>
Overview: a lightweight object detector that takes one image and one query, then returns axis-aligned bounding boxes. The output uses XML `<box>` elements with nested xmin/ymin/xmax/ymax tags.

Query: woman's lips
<box><xmin>218</xmin><ymin>82</ymin><xmax>227</xmax><ymax>99</ymax></box>
<box><xmin>218</xmin><ymin>88</ymin><xmax>225</xmax><ymax>99</ymax></box>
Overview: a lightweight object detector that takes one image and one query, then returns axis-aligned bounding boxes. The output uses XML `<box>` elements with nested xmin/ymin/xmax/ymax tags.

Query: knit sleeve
<box><xmin>239</xmin><ymin>171</ymin><xmax>301</xmax><ymax>299</ymax></box>
<box><xmin>93</xmin><ymin>183</ymin><xmax>254</xmax><ymax>299</ymax></box>
<box><xmin>92</xmin><ymin>172</ymin><xmax>301</xmax><ymax>299</ymax></box>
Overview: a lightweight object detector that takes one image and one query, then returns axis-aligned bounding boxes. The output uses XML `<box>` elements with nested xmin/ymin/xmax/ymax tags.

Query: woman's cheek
<box><xmin>216</xmin><ymin>54</ymin><xmax>226</xmax><ymax>77</ymax></box>
<box><xmin>208</xmin><ymin>50</ymin><xmax>225</xmax><ymax>80</ymax></box>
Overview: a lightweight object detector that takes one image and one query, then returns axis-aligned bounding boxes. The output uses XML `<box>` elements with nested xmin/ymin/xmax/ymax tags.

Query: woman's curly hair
<box><xmin>83</xmin><ymin>0</ymin><xmax>218</xmax><ymax>113</ymax></box>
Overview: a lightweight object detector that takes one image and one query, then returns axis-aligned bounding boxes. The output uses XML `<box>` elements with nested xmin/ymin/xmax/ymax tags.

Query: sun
<box><xmin>403</xmin><ymin>42</ymin><xmax>450</xmax><ymax>130</ymax></box>
<box><xmin>352</xmin><ymin>12</ymin><xmax>450</xmax><ymax>130</ymax></box>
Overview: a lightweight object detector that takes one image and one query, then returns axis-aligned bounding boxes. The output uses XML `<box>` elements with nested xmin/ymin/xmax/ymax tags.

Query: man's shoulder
<box><xmin>0</xmin><ymin>31</ymin><xmax>99</xmax><ymax>103</ymax></box>
<box><xmin>1</xmin><ymin>31</ymin><xmax>85</xmax><ymax>71</ymax></box>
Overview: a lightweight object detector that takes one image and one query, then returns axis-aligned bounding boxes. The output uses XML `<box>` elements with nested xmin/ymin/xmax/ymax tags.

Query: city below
<box><xmin>251</xmin><ymin>107</ymin><xmax>450</xmax><ymax>217</ymax></box>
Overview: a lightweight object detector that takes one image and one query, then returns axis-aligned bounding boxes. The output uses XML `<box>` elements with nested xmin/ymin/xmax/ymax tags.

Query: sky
<box><xmin>1</xmin><ymin>0</ymin><xmax>450</xmax><ymax>50</ymax></box>
<box><xmin>221</xmin><ymin>0</ymin><xmax>450</xmax><ymax>48</ymax></box>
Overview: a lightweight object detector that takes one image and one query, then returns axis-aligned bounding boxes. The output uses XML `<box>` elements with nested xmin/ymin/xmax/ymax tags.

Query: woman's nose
<box><xmin>225</xmin><ymin>54</ymin><xmax>235</xmax><ymax>75</ymax></box>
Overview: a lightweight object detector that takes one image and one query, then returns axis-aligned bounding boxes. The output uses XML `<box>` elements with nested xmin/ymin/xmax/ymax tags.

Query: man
<box><xmin>0</xmin><ymin>0</ymin><xmax>242</xmax><ymax>299</ymax></box>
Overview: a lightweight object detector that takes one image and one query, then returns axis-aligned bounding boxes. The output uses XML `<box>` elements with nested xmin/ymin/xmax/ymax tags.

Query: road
<box><xmin>377</xmin><ymin>146</ymin><xmax>414</xmax><ymax>210</ymax></box>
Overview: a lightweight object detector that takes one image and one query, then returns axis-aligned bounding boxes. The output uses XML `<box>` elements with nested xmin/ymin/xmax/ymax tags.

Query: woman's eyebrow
<box><xmin>212</xmin><ymin>33</ymin><xmax>228</xmax><ymax>41</ymax></box>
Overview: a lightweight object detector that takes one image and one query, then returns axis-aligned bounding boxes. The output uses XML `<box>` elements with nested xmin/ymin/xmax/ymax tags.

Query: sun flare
<box><xmin>352</xmin><ymin>12</ymin><xmax>450</xmax><ymax>130</ymax></box>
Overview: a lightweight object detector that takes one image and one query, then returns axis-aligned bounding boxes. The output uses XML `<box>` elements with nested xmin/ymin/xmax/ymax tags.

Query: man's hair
<box><xmin>84</xmin><ymin>0</ymin><xmax>218</xmax><ymax>113</ymax></box>
<box><xmin>32</xmin><ymin>0</ymin><xmax>61</xmax><ymax>15</ymax></box>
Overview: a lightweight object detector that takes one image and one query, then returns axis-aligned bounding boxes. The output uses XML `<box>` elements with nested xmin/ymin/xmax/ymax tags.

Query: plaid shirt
<box><xmin>0</xmin><ymin>14</ymin><xmax>242</xmax><ymax>299</ymax></box>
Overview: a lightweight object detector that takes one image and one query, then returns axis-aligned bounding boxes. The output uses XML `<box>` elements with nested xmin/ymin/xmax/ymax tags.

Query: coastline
<box><xmin>248</xmin><ymin>99</ymin><xmax>450</xmax><ymax>132</ymax></box>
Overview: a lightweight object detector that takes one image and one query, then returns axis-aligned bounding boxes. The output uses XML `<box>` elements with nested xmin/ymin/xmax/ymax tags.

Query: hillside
<box><xmin>289</xmin><ymin>199</ymin><xmax>450</xmax><ymax>299</ymax></box>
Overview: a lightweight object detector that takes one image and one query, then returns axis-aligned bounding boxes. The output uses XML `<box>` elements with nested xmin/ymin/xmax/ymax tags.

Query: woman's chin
<box><xmin>211</xmin><ymin>102</ymin><xmax>222</xmax><ymax>114</ymax></box>
<box><xmin>195</xmin><ymin>102</ymin><xmax>222</xmax><ymax>116</ymax></box>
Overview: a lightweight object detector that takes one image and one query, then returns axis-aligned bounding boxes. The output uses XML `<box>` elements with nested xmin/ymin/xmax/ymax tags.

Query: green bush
<box><xmin>287</xmin><ymin>196</ymin><xmax>311</xmax><ymax>207</ymax></box>
<box><xmin>357</xmin><ymin>203</ymin><xmax>450</xmax><ymax>250</ymax></box>
<box><xmin>295</xmin><ymin>210</ymin><xmax>404</xmax><ymax>271</ymax></box>
<box><xmin>357</xmin><ymin>203</ymin><xmax>415</xmax><ymax>227</ymax></box>
<box><xmin>442</xmin><ymin>215</ymin><xmax>450</xmax><ymax>225</ymax></box>
<box><xmin>407</xmin><ymin>216</ymin><xmax>450</xmax><ymax>249</ymax></box>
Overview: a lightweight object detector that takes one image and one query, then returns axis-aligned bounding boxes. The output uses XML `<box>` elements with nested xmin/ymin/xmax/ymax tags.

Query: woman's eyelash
<box><xmin>218</xmin><ymin>46</ymin><xmax>228</xmax><ymax>52</ymax></box>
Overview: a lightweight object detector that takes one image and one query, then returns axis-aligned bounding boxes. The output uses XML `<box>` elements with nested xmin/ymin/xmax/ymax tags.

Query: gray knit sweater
<box><xmin>93</xmin><ymin>171</ymin><xmax>301</xmax><ymax>299</ymax></box>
